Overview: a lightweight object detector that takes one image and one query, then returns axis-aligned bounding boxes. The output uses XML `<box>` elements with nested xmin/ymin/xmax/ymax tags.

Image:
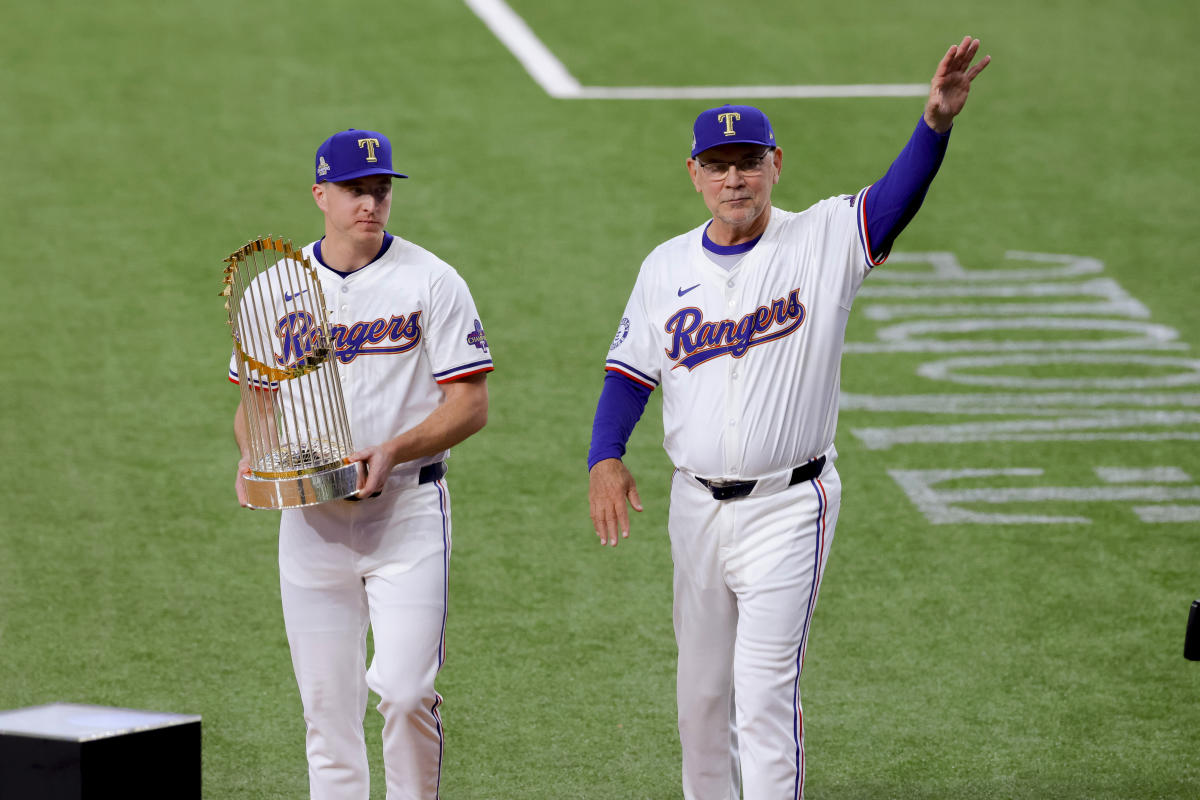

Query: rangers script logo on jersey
<box><xmin>665</xmin><ymin>288</ymin><xmax>806</xmax><ymax>370</ymax></box>
<box><xmin>275</xmin><ymin>310</ymin><xmax>423</xmax><ymax>366</ymax></box>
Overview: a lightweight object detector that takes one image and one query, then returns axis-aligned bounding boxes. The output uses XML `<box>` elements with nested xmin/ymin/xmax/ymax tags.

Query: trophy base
<box><xmin>244</xmin><ymin>461</ymin><xmax>361</xmax><ymax>510</ymax></box>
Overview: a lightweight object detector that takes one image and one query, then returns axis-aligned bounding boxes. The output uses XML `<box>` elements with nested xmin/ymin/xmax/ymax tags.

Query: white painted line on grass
<box><xmin>840</xmin><ymin>391</ymin><xmax>1200</xmax><ymax>414</ymax></box>
<box><xmin>1095</xmin><ymin>467</ymin><xmax>1192</xmax><ymax>484</ymax></box>
<box><xmin>851</xmin><ymin>408</ymin><xmax>1200</xmax><ymax>450</ymax></box>
<box><xmin>465</xmin><ymin>0</ymin><xmax>928</xmax><ymax>100</ymax></box>
<box><xmin>464</xmin><ymin>0</ymin><xmax>581</xmax><ymax>98</ymax></box>
<box><xmin>889</xmin><ymin>468</ymin><xmax>1200</xmax><ymax>525</ymax></box>
<box><xmin>573</xmin><ymin>84</ymin><xmax>930</xmax><ymax>100</ymax></box>
<box><xmin>1133</xmin><ymin>505</ymin><xmax>1200</xmax><ymax>523</ymax></box>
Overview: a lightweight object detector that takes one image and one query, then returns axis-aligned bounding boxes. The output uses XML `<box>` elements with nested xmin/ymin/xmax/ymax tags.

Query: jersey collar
<box><xmin>702</xmin><ymin>221</ymin><xmax>763</xmax><ymax>255</ymax></box>
<box><xmin>691</xmin><ymin>207</ymin><xmax>781</xmax><ymax>280</ymax></box>
<box><xmin>313</xmin><ymin>232</ymin><xmax>394</xmax><ymax>278</ymax></box>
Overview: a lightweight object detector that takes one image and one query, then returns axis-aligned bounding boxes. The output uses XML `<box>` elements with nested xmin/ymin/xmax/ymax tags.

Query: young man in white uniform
<box><xmin>588</xmin><ymin>39</ymin><xmax>989</xmax><ymax>799</ymax></box>
<box><xmin>230</xmin><ymin>128</ymin><xmax>493</xmax><ymax>799</ymax></box>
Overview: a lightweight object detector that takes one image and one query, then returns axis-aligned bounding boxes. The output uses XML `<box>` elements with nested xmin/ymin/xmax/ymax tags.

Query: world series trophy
<box><xmin>220</xmin><ymin>236</ymin><xmax>359</xmax><ymax>509</ymax></box>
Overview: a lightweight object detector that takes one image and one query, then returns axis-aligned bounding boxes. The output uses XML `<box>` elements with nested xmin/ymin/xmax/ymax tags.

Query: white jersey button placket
<box><xmin>723</xmin><ymin>278</ymin><xmax>742</xmax><ymax>476</ymax></box>
<box><xmin>331</xmin><ymin>281</ymin><xmax>349</xmax><ymax>383</ymax></box>
<box><xmin>339</xmin><ymin>281</ymin><xmax>350</xmax><ymax>314</ymax></box>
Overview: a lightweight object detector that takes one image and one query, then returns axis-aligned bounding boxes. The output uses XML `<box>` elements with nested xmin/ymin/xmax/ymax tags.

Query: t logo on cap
<box><xmin>718</xmin><ymin>112</ymin><xmax>741</xmax><ymax>136</ymax></box>
<box><xmin>357</xmin><ymin>138</ymin><xmax>380</xmax><ymax>162</ymax></box>
<box><xmin>691</xmin><ymin>104</ymin><xmax>775</xmax><ymax>158</ymax></box>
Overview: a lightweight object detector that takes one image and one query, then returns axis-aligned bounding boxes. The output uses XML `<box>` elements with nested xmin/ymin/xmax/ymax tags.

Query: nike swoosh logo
<box><xmin>677</xmin><ymin>283</ymin><xmax>701</xmax><ymax>297</ymax></box>
<box><xmin>283</xmin><ymin>288</ymin><xmax>311</xmax><ymax>302</ymax></box>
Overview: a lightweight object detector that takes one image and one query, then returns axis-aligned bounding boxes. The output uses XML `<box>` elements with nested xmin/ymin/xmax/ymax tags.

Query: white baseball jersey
<box><xmin>228</xmin><ymin>234</ymin><xmax>494</xmax><ymax>463</ymax></box>
<box><xmin>605</xmin><ymin>191</ymin><xmax>880</xmax><ymax>479</ymax></box>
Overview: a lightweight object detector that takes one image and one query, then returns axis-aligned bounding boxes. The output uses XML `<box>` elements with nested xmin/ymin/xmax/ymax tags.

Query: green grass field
<box><xmin>2</xmin><ymin>0</ymin><xmax>1199</xmax><ymax>797</ymax></box>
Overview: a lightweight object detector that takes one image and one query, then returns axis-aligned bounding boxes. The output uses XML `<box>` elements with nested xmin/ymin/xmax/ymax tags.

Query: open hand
<box><xmin>588</xmin><ymin>458</ymin><xmax>643</xmax><ymax>547</ymax></box>
<box><xmin>924</xmin><ymin>36</ymin><xmax>991</xmax><ymax>133</ymax></box>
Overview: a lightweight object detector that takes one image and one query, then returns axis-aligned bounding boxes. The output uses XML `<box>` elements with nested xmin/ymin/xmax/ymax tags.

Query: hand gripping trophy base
<box><xmin>243</xmin><ymin>461</ymin><xmax>362</xmax><ymax>510</ymax></box>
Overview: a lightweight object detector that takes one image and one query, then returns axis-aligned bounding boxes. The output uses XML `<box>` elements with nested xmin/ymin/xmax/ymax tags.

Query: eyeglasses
<box><xmin>696</xmin><ymin>150</ymin><xmax>773</xmax><ymax>179</ymax></box>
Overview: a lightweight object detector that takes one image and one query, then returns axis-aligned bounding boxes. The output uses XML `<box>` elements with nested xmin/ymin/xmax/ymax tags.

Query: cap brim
<box><xmin>320</xmin><ymin>167</ymin><xmax>409</xmax><ymax>182</ymax></box>
<box><xmin>692</xmin><ymin>138</ymin><xmax>774</xmax><ymax>158</ymax></box>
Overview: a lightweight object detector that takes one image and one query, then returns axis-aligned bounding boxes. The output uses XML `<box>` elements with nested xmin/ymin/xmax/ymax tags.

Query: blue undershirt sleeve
<box><xmin>862</xmin><ymin>116</ymin><xmax>952</xmax><ymax>262</ymax></box>
<box><xmin>587</xmin><ymin>371</ymin><xmax>653</xmax><ymax>471</ymax></box>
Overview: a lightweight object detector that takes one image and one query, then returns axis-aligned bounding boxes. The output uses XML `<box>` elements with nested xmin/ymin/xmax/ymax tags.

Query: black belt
<box><xmin>695</xmin><ymin>455</ymin><xmax>826</xmax><ymax>501</ymax></box>
<box><xmin>419</xmin><ymin>462</ymin><xmax>447</xmax><ymax>484</ymax></box>
<box><xmin>348</xmin><ymin>461</ymin><xmax>446</xmax><ymax>500</ymax></box>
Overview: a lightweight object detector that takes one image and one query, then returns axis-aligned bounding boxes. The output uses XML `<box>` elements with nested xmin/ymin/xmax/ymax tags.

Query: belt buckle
<box><xmin>702</xmin><ymin>478</ymin><xmax>754</xmax><ymax>501</ymax></box>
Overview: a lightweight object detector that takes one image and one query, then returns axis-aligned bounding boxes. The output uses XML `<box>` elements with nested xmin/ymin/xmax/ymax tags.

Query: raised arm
<box><xmin>924</xmin><ymin>36</ymin><xmax>991</xmax><ymax>133</ymax></box>
<box><xmin>862</xmin><ymin>37</ymin><xmax>992</xmax><ymax>261</ymax></box>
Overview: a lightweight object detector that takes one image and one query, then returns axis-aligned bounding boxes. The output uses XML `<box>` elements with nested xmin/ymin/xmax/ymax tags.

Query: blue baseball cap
<box><xmin>314</xmin><ymin>129</ymin><xmax>408</xmax><ymax>183</ymax></box>
<box><xmin>691</xmin><ymin>105</ymin><xmax>776</xmax><ymax>157</ymax></box>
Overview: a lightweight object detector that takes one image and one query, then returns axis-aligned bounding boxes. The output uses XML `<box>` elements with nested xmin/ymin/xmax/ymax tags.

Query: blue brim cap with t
<box><xmin>315</xmin><ymin>129</ymin><xmax>409</xmax><ymax>183</ymax></box>
<box><xmin>691</xmin><ymin>105</ymin><xmax>775</xmax><ymax>157</ymax></box>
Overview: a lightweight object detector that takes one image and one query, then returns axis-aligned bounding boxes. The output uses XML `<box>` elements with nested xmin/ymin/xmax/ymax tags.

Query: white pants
<box><xmin>278</xmin><ymin>469</ymin><xmax>451</xmax><ymax>800</ymax></box>
<box><xmin>669</xmin><ymin>465</ymin><xmax>842</xmax><ymax>800</ymax></box>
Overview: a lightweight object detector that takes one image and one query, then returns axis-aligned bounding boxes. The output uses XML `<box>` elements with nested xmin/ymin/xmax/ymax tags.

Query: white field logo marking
<box><xmin>464</xmin><ymin>0</ymin><xmax>927</xmax><ymax>100</ymax></box>
<box><xmin>889</xmin><ymin>467</ymin><xmax>1200</xmax><ymax>525</ymax></box>
<box><xmin>844</xmin><ymin>251</ymin><xmax>1200</xmax><ymax>524</ymax></box>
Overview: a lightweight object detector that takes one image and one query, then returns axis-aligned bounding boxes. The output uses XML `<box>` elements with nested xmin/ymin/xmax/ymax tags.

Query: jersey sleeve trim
<box><xmin>228</xmin><ymin>367</ymin><xmax>279</xmax><ymax>391</ymax></box>
<box><xmin>604</xmin><ymin>359</ymin><xmax>658</xmax><ymax>390</ymax></box>
<box><xmin>433</xmin><ymin>360</ymin><xmax>494</xmax><ymax>384</ymax></box>
<box><xmin>855</xmin><ymin>185</ymin><xmax>889</xmax><ymax>269</ymax></box>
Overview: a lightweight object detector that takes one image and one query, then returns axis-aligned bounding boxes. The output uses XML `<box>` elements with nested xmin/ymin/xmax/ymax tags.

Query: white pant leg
<box><xmin>729</xmin><ymin>468</ymin><xmax>842</xmax><ymax>800</ymax></box>
<box><xmin>279</xmin><ymin>574</ymin><xmax>371</xmax><ymax>800</ymax></box>
<box><xmin>364</xmin><ymin>479</ymin><xmax>452</xmax><ymax>800</ymax></box>
<box><xmin>669</xmin><ymin>472</ymin><xmax>741</xmax><ymax>800</ymax></box>
<box><xmin>279</xmin><ymin>473</ymin><xmax>452</xmax><ymax>800</ymax></box>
